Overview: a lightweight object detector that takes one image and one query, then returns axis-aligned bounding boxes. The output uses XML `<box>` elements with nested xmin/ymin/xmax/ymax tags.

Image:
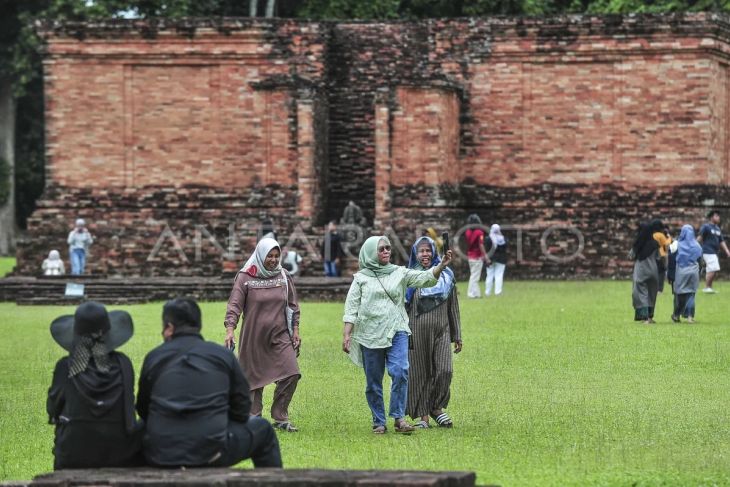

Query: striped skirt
<box><xmin>406</xmin><ymin>294</ymin><xmax>456</xmax><ymax>419</ymax></box>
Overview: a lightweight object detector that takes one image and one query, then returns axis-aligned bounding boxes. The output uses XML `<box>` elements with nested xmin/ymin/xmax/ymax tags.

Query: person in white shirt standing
<box><xmin>67</xmin><ymin>218</ymin><xmax>93</xmax><ymax>275</ymax></box>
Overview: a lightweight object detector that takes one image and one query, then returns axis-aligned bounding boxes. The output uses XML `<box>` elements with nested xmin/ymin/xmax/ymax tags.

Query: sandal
<box><xmin>413</xmin><ymin>420</ymin><xmax>429</xmax><ymax>429</ymax></box>
<box><xmin>431</xmin><ymin>412</ymin><xmax>454</xmax><ymax>428</ymax></box>
<box><xmin>372</xmin><ymin>425</ymin><xmax>387</xmax><ymax>434</ymax></box>
<box><xmin>273</xmin><ymin>421</ymin><xmax>298</xmax><ymax>432</ymax></box>
<box><xmin>394</xmin><ymin>420</ymin><xmax>415</xmax><ymax>434</ymax></box>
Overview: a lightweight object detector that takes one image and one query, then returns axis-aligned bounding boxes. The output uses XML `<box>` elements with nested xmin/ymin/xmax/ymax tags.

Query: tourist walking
<box><xmin>47</xmin><ymin>302</ymin><xmax>143</xmax><ymax>469</ymax></box>
<box><xmin>668</xmin><ymin>237</ymin><xmax>696</xmax><ymax>322</ymax></box>
<box><xmin>698</xmin><ymin>210</ymin><xmax>730</xmax><ymax>293</ymax></box>
<box><xmin>671</xmin><ymin>225</ymin><xmax>702</xmax><ymax>323</ymax></box>
<box><xmin>224</xmin><ymin>237</ymin><xmax>301</xmax><ymax>432</ymax></box>
<box><xmin>465</xmin><ymin>214</ymin><xmax>488</xmax><ymax>298</ymax></box>
<box><xmin>631</xmin><ymin>221</ymin><xmax>661</xmax><ymax>323</ymax></box>
<box><xmin>405</xmin><ymin>236</ymin><xmax>462</xmax><ymax>429</ymax></box>
<box><xmin>485</xmin><ymin>224</ymin><xmax>507</xmax><ymax>296</ymax></box>
<box><xmin>342</xmin><ymin>235</ymin><xmax>453</xmax><ymax>434</ymax></box>
<box><xmin>652</xmin><ymin>222</ymin><xmax>672</xmax><ymax>293</ymax></box>
<box><xmin>67</xmin><ymin>218</ymin><xmax>93</xmax><ymax>275</ymax></box>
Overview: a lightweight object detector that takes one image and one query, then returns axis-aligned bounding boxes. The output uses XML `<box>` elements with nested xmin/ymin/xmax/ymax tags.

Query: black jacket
<box><xmin>136</xmin><ymin>332</ymin><xmax>251</xmax><ymax>467</ymax></box>
<box><xmin>47</xmin><ymin>352</ymin><xmax>143</xmax><ymax>470</ymax></box>
<box><xmin>486</xmin><ymin>240</ymin><xmax>508</xmax><ymax>265</ymax></box>
<box><xmin>321</xmin><ymin>231</ymin><xmax>344</xmax><ymax>261</ymax></box>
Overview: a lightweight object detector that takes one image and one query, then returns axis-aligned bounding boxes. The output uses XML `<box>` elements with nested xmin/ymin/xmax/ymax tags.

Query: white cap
<box><xmin>75</xmin><ymin>218</ymin><xmax>86</xmax><ymax>227</ymax></box>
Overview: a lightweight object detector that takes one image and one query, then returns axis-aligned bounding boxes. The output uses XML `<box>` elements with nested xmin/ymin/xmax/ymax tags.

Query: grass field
<box><xmin>0</xmin><ymin>257</ymin><xmax>15</xmax><ymax>277</ymax></box>
<box><xmin>1</xmin><ymin>281</ymin><xmax>729</xmax><ymax>486</ymax></box>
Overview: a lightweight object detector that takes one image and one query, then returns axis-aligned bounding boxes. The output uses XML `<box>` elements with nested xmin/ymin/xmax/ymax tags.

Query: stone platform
<box><xmin>0</xmin><ymin>276</ymin><xmax>352</xmax><ymax>305</ymax></box>
<box><xmin>2</xmin><ymin>468</ymin><xmax>481</xmax><ymax>487</ymax></box>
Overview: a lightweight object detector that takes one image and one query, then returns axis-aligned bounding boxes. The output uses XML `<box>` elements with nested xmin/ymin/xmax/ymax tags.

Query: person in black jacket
<box><xmin>136</xmin><ymin>298</ymin><xmax>282</xmax><ymax>468</ymax></box>
<box><xmin>47</xmin><ymin>301</ymin><xmax>143</xmax><ymax>470</ymax></box>
<box><xmin>322</xmin><ymin>220</ymin><xmax>345</xmax><ymax>277</ymax></box>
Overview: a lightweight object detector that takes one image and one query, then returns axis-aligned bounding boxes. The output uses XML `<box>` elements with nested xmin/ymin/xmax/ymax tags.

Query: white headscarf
<box><xmin>489</xmin><ymin>224</ymin><xmax>505</xmax><ymax>247</ymax></box>
<box><xmin>241</xmin><ymin>237</ymin><xmax>282</xmax><ymax>278</ymax></box>
<box><xmin>48</xmin><ymin>250</ymin><xmax>61</xmax><ymax>260</ymax></box>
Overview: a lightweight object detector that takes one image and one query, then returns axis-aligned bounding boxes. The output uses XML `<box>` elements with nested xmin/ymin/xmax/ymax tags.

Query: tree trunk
<box><xmin>265</xmin><ymin>0</ymin><xmax>276</xmax><ymax>17</ymax></box>
<box><xmin>249</xmin><ymin>0</ymin><xmax>258</xmax><ymax>16</ymax></box>
<box><xmin>0</xmin><ymin>79</ymin><xmax>17</xmax><ymax>255</ymax></box>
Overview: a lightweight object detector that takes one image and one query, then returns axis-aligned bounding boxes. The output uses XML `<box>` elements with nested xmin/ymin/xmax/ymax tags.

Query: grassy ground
<box><xmin>1</xmin><ymin>281</ymin><xmax>729</xmax><ymax>486</ymax></box>
<box><xmin>0</xmin><ymin>256</ymin><xmax>15</xmax><ymax>277</ymax></box>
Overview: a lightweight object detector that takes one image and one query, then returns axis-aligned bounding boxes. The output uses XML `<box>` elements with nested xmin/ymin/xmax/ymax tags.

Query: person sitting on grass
<box><xmin>47</xmin><ymin>301</ymin><xmax>143</xmax><ymax>469</ymax></box>
<box><xmin>42</xmin><ymin>250</ymin><xmax>65</xmax><ymax>276</ymax></box>
<box><xmin>138</xmin><ymin>298</ymin><xmax>282</xmax><ymax>468</ymax></box>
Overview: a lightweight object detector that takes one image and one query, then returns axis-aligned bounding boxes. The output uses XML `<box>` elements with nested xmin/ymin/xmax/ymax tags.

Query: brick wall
<box><xmin>17</xmin><ymin>14</ymin><xmax>730</xmax><ymax>278</ymax></box>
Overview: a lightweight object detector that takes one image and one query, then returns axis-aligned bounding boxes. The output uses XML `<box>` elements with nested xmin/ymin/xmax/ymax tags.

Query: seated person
<box><xmin>137</xmin><ymin>298</ymin><xmax>282</xmax><ymax>468</ymax></box>
<box><xmin>42</xmin><ymin>250</ymin><xmax>65</xmax><ymax>276</ymax></box>
<box><xmin>47</xmin><ymin>302</ymin><xmax>143</xmax><ymax>469</ymax></box>
<box><xmin>281</xmin><ymin>247</ymin><xmax>303</xmax><ymax>276</ymax></box>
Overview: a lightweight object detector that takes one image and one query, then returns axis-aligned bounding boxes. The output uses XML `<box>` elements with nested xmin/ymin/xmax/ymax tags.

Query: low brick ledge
<box><xmin>0</xmin><ymin>276</ymin><xmax>353</xmax><ymax>305</ymax></box>
<box><xmin>2</xmin><ymin>468</ymin><xmax>482</xmax><ymax>487</ymax></box>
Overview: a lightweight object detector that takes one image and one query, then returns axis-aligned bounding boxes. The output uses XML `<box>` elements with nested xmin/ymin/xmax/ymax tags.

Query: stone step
<box><xmin>9</xmin><ymin>468</ymin><xmax>482</xmax><ymax>487</ymax></box>
<box><xmin>0</xmin><ymin>277</ymin><xmax>352</xmax><ymax>305</ymax></box>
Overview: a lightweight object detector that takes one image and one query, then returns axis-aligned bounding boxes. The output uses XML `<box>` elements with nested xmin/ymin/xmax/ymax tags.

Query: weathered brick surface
<box><xmin>0</xmin><ymin>276</ymin><xmax>353</xmax><ymax>304</ymax></box>
<box><xmin>18</xmin><ymin>14</ymin><xmax>730</xmax><ymax>278</ymax></box>
<box><xmin>387</xmin><ymin>182</ymin><xmax>730</xmax><ymax>278</ymax></box>
<box><xmin>12</xmin><ymin>467</ymin><xmax>480</xmax><ymax>487</ymax></box>
<box><xmin>16</xmin><ymin>186</ymin><xmax>326</xmax><ymax>277</ymax></box>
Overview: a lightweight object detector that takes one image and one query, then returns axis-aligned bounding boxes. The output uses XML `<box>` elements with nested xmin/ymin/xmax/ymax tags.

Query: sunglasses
<box><xmin>377</xmin><ymin>245</ymin><xmax>391</xmax><ymax>252</ymax></box>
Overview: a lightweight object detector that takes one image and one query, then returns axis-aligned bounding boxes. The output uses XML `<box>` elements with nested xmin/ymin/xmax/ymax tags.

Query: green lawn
<box><xmin>1</xmin><ymin>281</ymin><xmax>729</xmax><ymax>486</ymax></box>
<box><xmin>0</xmin><ymin>256</ymin><xmax>15</xmax><ymax>277</ymax></box>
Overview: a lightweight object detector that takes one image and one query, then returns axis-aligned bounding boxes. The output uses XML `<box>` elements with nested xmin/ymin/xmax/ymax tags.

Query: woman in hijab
<box><xmin>47</xmin><ymin>301</ymin><xmax>143</xmax><ymax>469</ymax></box>
<box><xmin>485</xmin><ymin>224</ymin><xmax>508</xmax><ymax>296</ymax></box>
<box><xmin>405</xmin><ymin>236</ymin><xmax>462</xmax><ymax>429</ymax></box>
<box><xmin>651</xmin><ymin>220</ymin><xmax>672</xmax><ymax>293</ymax></box>
<box><xmin>224</xmin><ymin>237</ymin><xmax>301</xmax><ymax>432</ymax></box>
<box><xmin>342</xmin><ymin>236</ymin><xmax>453</xmax><ymax>434</ymax></box>
<box><xmin>631</xmin><ymin>221</ymin><xmax>661</xmax><ymax>323</ymax></box>
<box><xmin>671</xmin><ymin>225</ymin><xmax>703</xmax><ymax>323</ymax></box>
<box><xmin>422</xmin><ymin>227</ymin><xmax>444</xmax><ymax>254</ymax></box>
<box><xmin>42</xmin><ymin>249</ymin><xmax>65</xmax><ymax>276</ymax></box>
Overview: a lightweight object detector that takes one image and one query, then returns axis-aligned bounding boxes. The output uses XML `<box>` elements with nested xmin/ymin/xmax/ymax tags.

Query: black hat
<box><xmin>50</xmin><ymin>301</ymin><xmax>133</xmax><ymax>352</ymax></box>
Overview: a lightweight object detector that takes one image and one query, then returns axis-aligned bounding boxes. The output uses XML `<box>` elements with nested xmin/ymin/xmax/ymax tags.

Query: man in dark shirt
<box><xmin>322</xmin><ymin>220</ymin><xmax>344</xmax><ymax>277</ymax></box>
<box><xmin>697</xmin><ymin>210</ymin><xmax>730</xmax><ymax>294</ymax></box>
<box><xmin>137</xmin><ymin>298</ymin><xmax>282</xmax><ymax>468</ymax></box>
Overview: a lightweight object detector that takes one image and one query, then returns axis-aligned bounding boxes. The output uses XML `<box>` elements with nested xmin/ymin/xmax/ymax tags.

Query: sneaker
<box><xmin>273</xmin><ymin>421</ymin><xmax>298</xmax><ymax>432</ymax></box>
<box><xmin>702</xmin><ymin>288</ymin><xmax>717</xmax><ymax>294</ymax></box>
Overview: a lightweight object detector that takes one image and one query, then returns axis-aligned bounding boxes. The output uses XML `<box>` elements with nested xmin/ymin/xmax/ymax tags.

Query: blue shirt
<box><xmin>699</xmin><ymin>223</ymin><xmax>724</xmax><ymax>255</ymax></box>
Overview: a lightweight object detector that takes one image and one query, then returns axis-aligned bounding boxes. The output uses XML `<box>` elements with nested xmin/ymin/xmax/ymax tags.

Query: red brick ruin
<box><xmin>17</xmin><ymin>13</ymin><xmax>730</xmax><ymax>278</ymax></box>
